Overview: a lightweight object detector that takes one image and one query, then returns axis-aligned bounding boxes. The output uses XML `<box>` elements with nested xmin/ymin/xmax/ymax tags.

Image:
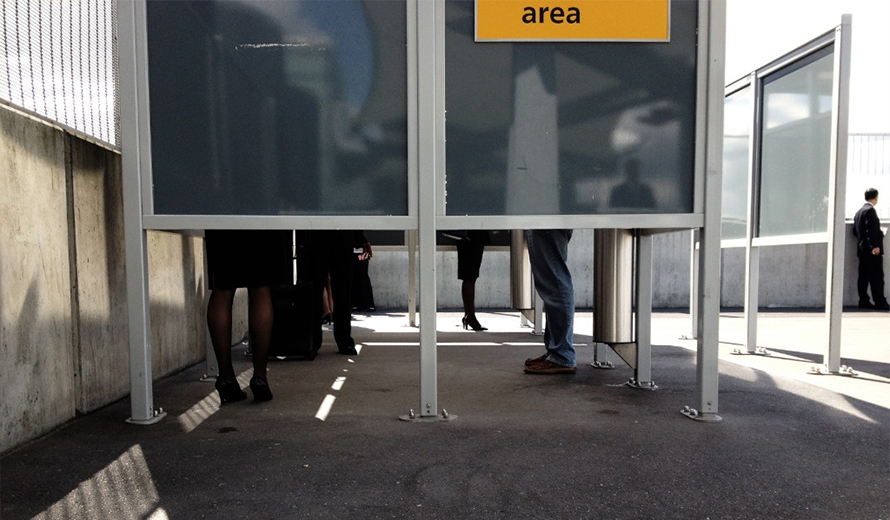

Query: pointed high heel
<box><xmin>462</xmin><ymin>316</ymin><xmax>488</xmax><ymax>332</ymax></box>
<box><xmin>249</xmin><ymin>375</ymin><xmax>273</xmax><ymax>403</ymax></box>
<box><xmin>215</xmin><ymin>377</ymin><xmax>247</xmax><ymax>404</ymax></box>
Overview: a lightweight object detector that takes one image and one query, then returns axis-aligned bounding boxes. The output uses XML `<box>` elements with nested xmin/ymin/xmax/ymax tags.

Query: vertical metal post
<box><xmin>743</xmin><ymin>246</ymin><xmax>760</xmax><ymax>353</ymax></box>
<box><xmin>406</xmin><ymin>230</ymin><xmax>417</xmax><ymax>327</ymax></box>
<box><xmin>202</xmin><ymin>241</ymin><xmax>218</xmax><ymax>380</ymax></box>
<box><xmin>687</xmin><ymin>229</ymin><xmax>699</xmax><ymax>339</ymax></box>
<box><xmin>416</xmin><ymin>0</ymin><xmax>439</xmax><ymax>418</ymax></box>
<box><xmin>684</xmin><ymin>0</ymin><xmax>724</xmax><ymax>422</ymax></box>
<box><xmin>822</xmin><ymin>15</ymin><xmax>852</xmax><ymax>374</ymax></box>
<box><xmin>634</xmin><ymin>232</ymin><xmax>654</xmax><ymax>387</ymax></box>
<box><xmin>741</xmin><ymin>70</ymin><xmax>761</xmax><ymax>356</ymax></box>
<box><xmin>534</xmin><ymin>291</ymin><xmax>544</xmax><ymax>335</ymax></box>
<box><xmin>118</xmin><ymin>0</ymin><xmax>164</xmax><ymax>425</ymax></box>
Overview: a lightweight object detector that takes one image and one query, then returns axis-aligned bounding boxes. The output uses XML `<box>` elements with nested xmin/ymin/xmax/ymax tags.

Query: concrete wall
<box><xmin>1</xmin><ymin>107</ymin><xmax>214</xmax><ymax>454</ymax></box>
<box><xmin>366</xmin><ymin>229</ymin><xmax>887</xmax><ymax>310</ymax></box>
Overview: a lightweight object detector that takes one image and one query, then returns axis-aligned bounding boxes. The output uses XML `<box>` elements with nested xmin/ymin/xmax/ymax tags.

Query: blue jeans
<box><xmin>526</xmin><ymin>229</ymin><xmax>575</xmax><ymax>367</ymax></box>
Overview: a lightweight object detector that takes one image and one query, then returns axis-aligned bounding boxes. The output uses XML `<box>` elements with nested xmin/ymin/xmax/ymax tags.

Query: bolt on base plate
<box><xmin>681</xmin><ymin>406</ymin><xmax>722</xmax><ymax>422</ymax></box>
<box><xmin>399</xmin><ymin>409</ymin><xmax>458</xmax><ymax>422</ymax></box>
<box><xmin>807</xmin><ymin>364</ymin><xmax>858</xmax><ymax>376</ymax></box>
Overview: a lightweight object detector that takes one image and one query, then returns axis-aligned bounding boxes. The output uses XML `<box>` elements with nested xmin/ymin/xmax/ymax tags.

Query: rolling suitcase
<box><xmin>269</xmin><ymin>232</ymin><xmax>317</xmax><ymax>359</ymax></box>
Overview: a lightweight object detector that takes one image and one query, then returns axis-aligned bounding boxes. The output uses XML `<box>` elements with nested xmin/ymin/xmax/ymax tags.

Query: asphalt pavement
<box><xmin>2</xmin><ymin>310</ymin><xmax>888</xmax><ymax>520</ymax></box>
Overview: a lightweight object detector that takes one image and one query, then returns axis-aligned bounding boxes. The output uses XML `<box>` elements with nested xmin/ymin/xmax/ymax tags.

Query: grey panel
<box><xmin>146</xmin><ymin>0</ymin><xmax>408</xmax><ymax>216</ymax></box>
<box><xmin>758</xmin><ymin>46</ymin><xmax>834</xmax><ymax>238</ymax></box>
<box><xmin>443</xmin><ymin>0</ymin><xmax>698</xmax><ymax>216</ymax></box>
<box><xmin>721</xmin><ymin>86</ymin><xmax>751</xmax><ymax>240</ymax></box>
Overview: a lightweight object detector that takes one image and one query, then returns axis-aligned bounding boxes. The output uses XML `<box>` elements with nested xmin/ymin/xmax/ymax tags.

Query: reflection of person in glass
<box><xmin>609</xmin><ymin>158</ymin><xmax>656</xmax><ymax>211</ymax></box>
<box><xmin>853</xmin><ymin>188</ymin><xmax>889</xmax><ymax>311</ymax></box>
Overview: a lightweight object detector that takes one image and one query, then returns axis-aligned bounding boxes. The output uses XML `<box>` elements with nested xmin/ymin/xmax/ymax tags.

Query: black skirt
<box><xmin>205</xmin><ymin>230</ymin><xmax>291</xmax><ymax>290</ymax></box>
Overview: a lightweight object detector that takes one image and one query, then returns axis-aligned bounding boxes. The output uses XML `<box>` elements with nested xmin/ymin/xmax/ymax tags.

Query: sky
<box><xmin>724</xmin><ymin>0</ymin><xmax>890</xmax><ymax>133</ymax></box>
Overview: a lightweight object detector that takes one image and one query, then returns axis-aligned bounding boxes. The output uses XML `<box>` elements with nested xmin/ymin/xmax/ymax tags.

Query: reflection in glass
<box><xmin>721</xmin><ymin>86</ymin><xmax>752</xmax><ymax>240</ymax></box>
<box><xmin>146</xmin><ymin>0</ymin><xmax>408</xmax><ymax>216</ymax></box>
<box><xmin>758</xmin><ymin>47</ymin><xmax>834</xmax><ymax>237</ymax></box>
<box><xmin>443</xmin><ymin>0</ymin><xmax>698</xmax><ymax>216</ymax></box>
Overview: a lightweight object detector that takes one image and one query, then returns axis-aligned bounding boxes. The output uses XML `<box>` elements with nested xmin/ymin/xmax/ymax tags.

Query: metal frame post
<box><xmin>406</xmin><ymin>230</ymin><xmax>418</xmax><ymax>327</ymax></box>
<box><xmin>415</xmin><ymin>0</ymin><xmax>441</xmax><ymax>419</ymax></box>
<box><xmin>684</xmin><ymin>0</ymin><xmax>724</xmax><ymax>423</ymax></box>
<box><xmin>630</xmin><ymin>232</ymin><xmax>656</xmax><ymax>389</ymax></box>
<box><xmin>118</xmin><ymin>0</ymin><xmax>164</xmax><ymax>425</ymax></box>
<box><xmin>819</xmin><ymin>15</ymin><xmax>852</xmax><ymax>375</ymax></box>
<box><xmin>741</xmin><ymin>71</ymin><xmax>762</xmax><ymax>356</ymax></box>
<box><xmin>686</xmin><ymin>229</ymin><xmax>699</xmax><ymax>339</ymax></box>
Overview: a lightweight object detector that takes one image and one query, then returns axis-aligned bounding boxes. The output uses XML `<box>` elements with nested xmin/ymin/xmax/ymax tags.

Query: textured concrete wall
<box><xmin>367</xmin><ymin>228</ymin><xmax>885</xmax><ymax>310</ymax></box>
<box><xmin>1</xmin><ymin>106</ymin><xmax>76</xmax><ymax>453</ymax></box>
<box><xmin>1</xmin><ymin>107</ymin><xmax>209</xmax><ymax>454</ymax></box>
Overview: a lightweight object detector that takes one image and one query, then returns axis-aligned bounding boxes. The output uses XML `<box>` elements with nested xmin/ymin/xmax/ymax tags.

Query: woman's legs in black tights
<box><xmin>461</xmin><ymin>278</ymin><xmax>484</xmax><ymax>329</ymax></box>
<box><xmin>207</xmin><ymin>286</ymin><xmax>272</xmax><ymax>380</ymax></box>
<box><xmin>246</xmin><ymin>286</ymin><xmax>273</xmax><ymax>380</ymax></box>
<box><xmin>207</xmin><ymin>288</ymin><xmax>237</xmax><ymax>380</ymax></box>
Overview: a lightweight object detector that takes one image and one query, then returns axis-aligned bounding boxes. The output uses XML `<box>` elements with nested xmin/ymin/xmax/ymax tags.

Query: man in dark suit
<box><xmin>853</xmin><ymin>188</ymin><xmax>889</xmax><ymax>311</ymax></box>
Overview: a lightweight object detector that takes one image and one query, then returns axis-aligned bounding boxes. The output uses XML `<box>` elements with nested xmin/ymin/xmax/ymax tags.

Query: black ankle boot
<box><xmin>215</xmin><ymin>377</ymin><xmax>246</xmax><ymax>404</ymax></box>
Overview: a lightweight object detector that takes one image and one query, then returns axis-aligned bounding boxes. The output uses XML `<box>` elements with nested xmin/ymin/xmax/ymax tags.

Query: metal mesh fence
<box><xmin>1</xmin><ymin>0</ymin><xmax>119</xmax><ymax>149</ymax></box>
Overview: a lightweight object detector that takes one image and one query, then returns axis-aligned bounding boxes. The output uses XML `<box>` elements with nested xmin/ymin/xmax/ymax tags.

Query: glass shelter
<box><xmin>118</xmin><ymin>0</ymin><xmax>727</xmax><ymax>424</ymax></box>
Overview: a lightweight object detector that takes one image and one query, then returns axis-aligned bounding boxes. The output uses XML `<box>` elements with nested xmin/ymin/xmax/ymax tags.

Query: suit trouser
<box><xmin>857</xmin><ymin>252</ymin><xmax>887</xmax><ymax>305</ymax></box>
<box><xmin>310</xmin><ymin>245</ymin><xmax>357</xmax><ymax>352</ymax></box>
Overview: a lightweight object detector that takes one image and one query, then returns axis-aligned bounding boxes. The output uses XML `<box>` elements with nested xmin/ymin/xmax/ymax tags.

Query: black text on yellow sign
<box><xmin>475</xmin><ymin>0</ymin><xmax>670</xmax><ymax>42</ymax></box>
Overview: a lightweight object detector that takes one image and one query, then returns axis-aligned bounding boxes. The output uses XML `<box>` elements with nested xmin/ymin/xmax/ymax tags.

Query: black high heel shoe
<box><xmin>462</xmin><ymin>316</ymin><xmax>488</xmax><ymax>332</ymax></box>
<box><xmin>215</xmin><ymin>377</ymin><xmax>247</xmax><ymax>404</ymax></box>
<box><xmin>249</xmin><ymin>375</ymin><xmax>273</xmax><ymax>403</ymax></box>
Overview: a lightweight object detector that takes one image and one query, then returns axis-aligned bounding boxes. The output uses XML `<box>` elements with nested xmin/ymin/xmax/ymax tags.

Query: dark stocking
<box><xmin>207</xmin><ymin>288</ymin><xmax>236</xmax><ymax>380</ymax></box>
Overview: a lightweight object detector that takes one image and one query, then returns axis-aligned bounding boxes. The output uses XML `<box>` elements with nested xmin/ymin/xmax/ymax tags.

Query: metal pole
<box><xmin>632</xmin><ymin>232</ymin><xmax>656</xmax><ymax>389</ymax></box>
<box><xmin>687</xmin><ymin>229</ymin><xmax>699</xmax><ymax>339</ymax></box>
<box><xmin>741</xmin><ymin>71</ymin><xmax>761</xmax><ymax>356</ymax></box>
<box><xmin>202</xmin><ymin>240</ymin><xmax>218</xmax><ymax>380</ymax></box>
<box><xmin>742</xmin><ymin>246</ymin><xmax>760</xmax><ymax>354</ymax></box>
<box><xmin>822</xmin><ymin>15</ymin><xmax>852</xmax><ymax>375</ymax></box>
<box><xmin>118</xmin><ymin>0</ymin><xmax>164</xmax><ymax>425</ymax></box>
<box><xmin>684</xmin><ymin>0</ymin><xmax>724</xmax><ymax>423</ymax></box>
<box><xmin>406</xmin><ymin>230</ymin><xmax>417</xmax><ymax>327</ymax></box>
<box><xmin>416</xmin><ymin>0</ymin><xmax>439</xmax><ymax>418</ymax></box>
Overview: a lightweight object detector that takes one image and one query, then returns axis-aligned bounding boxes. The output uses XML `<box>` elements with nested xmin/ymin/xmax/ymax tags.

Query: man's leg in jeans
<box><xmin>526</xmin><ymin>229</ymin><xmax>575</xmax><ymax>367</ymax></box>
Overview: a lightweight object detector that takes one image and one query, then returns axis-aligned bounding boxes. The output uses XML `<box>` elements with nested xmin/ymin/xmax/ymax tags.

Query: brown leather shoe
<box><xmin>524</xmin><ymin>360</ymin><xmax>576</xmax><ymax>375</ymax></box>
<box><xmin>524</xmin><ymin>354</ymin><xmax>547</xmax><ymax>367</ymax></box>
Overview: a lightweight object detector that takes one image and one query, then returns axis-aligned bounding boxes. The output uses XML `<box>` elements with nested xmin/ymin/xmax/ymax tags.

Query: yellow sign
<box><xmin>475</xmin><ymin>0</ymin><xmax>670</xmax><ymax>42</ymax></box>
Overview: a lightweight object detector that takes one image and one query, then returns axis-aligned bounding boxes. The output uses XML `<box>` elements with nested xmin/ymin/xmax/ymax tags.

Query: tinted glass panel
<box><xmin>758</xmin><ymin>46</ymin><xmax>834</xmax><ymax>237</ymax></box>
<box><xmin>146</xmin><ymin>0</ymin><xmax>408</xmax><ymax>216</ymax></box>
<box><xmin>443</xmin><ymin>0</ymin><xmax>698</xmax><ymax>215</ymax></box>
<box><xmin>722</xmin><ymin>86</ymin><xmax>752</xmax><ymax>240</ymax></box>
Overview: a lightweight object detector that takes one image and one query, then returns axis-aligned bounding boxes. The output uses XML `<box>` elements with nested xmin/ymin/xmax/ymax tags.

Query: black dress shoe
<box><xmin>338</xmin><ymin>346</ymin><xmax>358</xmax><ymax>356</ymax></box>
<box><xmin>215</xmin><ymin>377</ymin><xmax>247</xmax><ymax>404</ymax></box>
<box><xmin>876</xmin><ymin>303</ymin><xmax>890</xmax><ymax>311</ymax></box>
<box><xmin>858</xmin><ymin>301</ymin><xmax>875</xmax><ymax>309</ymax></box>
<box><xmin>249</xmin><ymin>376</ymin><xmax>273</xmax><ymax>402</ymax></box>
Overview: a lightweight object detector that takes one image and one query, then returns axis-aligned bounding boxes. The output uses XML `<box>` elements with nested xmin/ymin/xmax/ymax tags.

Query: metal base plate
<box><xmin>731</xmin><ymin>347</ymin><xmax>771</xmax><ymax>356</ymax></box>
<box><xmin>625</xmin><ymin>378</ymin><xmax>658</xmax><ymax>390</ymax></box>
<box><xmin>126</xmin><ymin>410</ymin><xmax>167</xmax><ymax>425</ymax></box>
<box><xmin>399</xmin><ymin>409</ymin><xmax>458</xmax><ymax>422</ymax></box>
<box><xmin>807</xmin><ymin>364</ymin><xmax>858</xmax><ymax>376</ymax></box>
<box><xmin>680</xmin><ymin>406</ymin><xmax>722</xmax><ymax>422</ymax></box>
